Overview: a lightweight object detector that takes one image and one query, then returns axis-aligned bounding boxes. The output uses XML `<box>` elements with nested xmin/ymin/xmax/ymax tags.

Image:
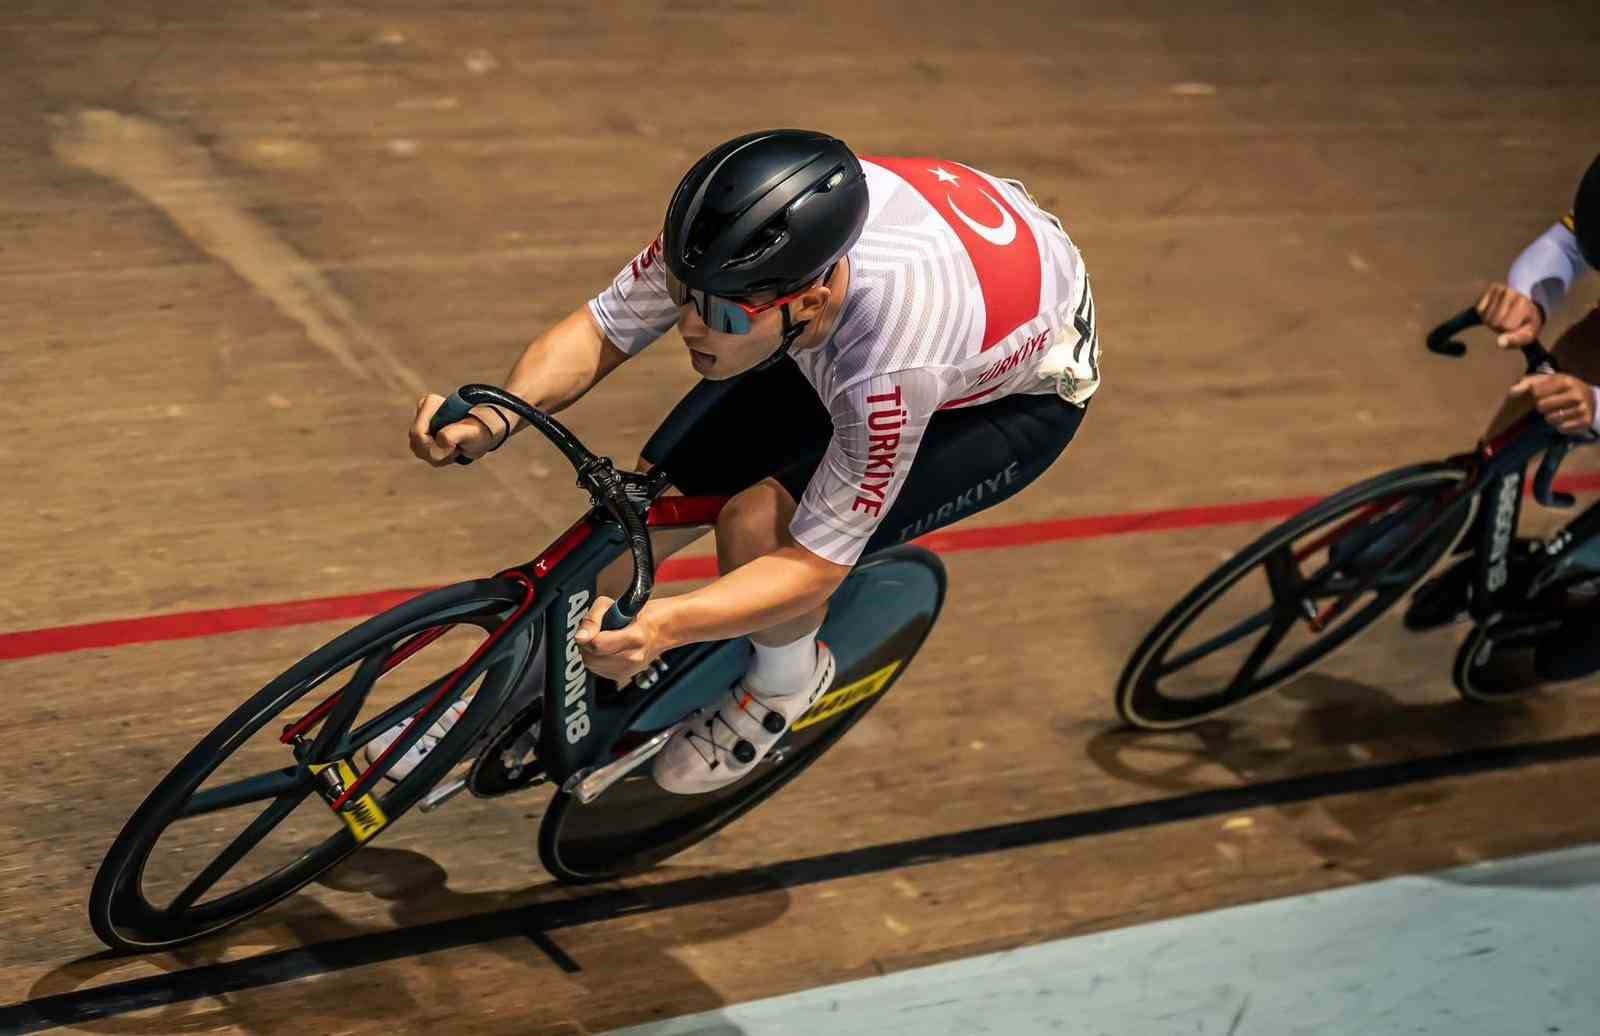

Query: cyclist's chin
<box><xmin>687</xmin><ymin>341</ymin><xmax>775</xmax><ymax>380</ymax></box>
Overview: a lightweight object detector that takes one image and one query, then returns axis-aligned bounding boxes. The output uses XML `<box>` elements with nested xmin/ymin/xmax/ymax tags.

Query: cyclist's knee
<box><xmin>716</xmin><ymin>479</ymin><xmax>797</xmax><ymax>569</ymax></box>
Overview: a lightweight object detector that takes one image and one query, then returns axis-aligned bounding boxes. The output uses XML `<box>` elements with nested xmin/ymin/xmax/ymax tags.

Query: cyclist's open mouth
<box><xmin>687</xmin><ymin>346</ymin><xmax>716</xmax><ymax>368</ymax></box>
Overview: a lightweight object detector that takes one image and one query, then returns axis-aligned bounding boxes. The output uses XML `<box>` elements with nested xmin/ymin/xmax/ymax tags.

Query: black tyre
<box><xmin>89</xmin><ymin>579</ymin><xmax>537</xmax><ymax>952</ymax></box>
<box><xmin>540</xmin><ymin>546</ymin><xmax>945</xmax><ymax>883</ymax></box>
<box><xmin>1117</xmin><ymin>463</ymin><xmax>1475</xmax><ymax>729</ymax></box>
<box><xmin>1452</xmin><ymin>622</ymin><xmax>1551</xmax><ymax>703</ymax></box>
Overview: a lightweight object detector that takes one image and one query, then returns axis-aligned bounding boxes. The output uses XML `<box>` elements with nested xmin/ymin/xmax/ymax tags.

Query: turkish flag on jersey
<box><xmin>863</xmin><ymin>157</ymin><xmax>1042</xmax><ymax>351</ymax></box>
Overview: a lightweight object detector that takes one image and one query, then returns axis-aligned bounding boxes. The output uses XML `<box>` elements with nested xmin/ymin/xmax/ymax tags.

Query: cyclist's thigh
<box><xmin>861</xmin><ymin>392</ymin><xmax>1087</xmax><ymax>552</ymax></box>
<box><xmin>1486</xmin><ymin>306</ymin><xmax>1600</xmax><ymax>439</ymax></box>
<box><xmin>641</xmin><ymin>360</ymin><xmax>831</xmax><ymax>496</ymax></box>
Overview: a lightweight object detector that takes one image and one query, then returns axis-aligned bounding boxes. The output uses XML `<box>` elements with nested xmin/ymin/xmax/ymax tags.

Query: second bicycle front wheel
<box><xmin>1117</xmin><ymin>463</ymin><xmax>1475</xmax><ymax>729</ymax></box>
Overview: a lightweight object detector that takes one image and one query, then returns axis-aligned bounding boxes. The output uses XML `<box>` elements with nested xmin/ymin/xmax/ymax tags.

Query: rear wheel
<box><xmin>89</xmin><ymin>579</ymin><xmax>537</xmax><ymax>952</ymax></box>
<box><xmin>1117</xmin><ymin>464</ymin><xmax>1475</xmax><ymax>729</ymax></box>
<box><xmin>540</xmin><ymin>546</ymin><xmax>946</xmax><ymax>883</ymax></box>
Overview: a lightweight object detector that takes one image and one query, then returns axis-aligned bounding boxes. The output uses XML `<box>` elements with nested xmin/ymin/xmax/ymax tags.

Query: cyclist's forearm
<box><xmin>653</xmin><ymin>547</ymin><xmax>848</xmax><ymax>647</ymax></box>
<box><xmin>1508</xmin><ymin>221</ymin><xmax>1589</xmax><ymax>317</ymax></box>
<box><xmin>501</xmin><ymin>307</ymin><xmax>629</xmax><ymax>419</ymax></box>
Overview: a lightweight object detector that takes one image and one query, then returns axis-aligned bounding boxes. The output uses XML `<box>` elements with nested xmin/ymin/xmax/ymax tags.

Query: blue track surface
<box><xmin>607</xmin><ymin>845</ymin><xmax>1600</xmax><ymax>1036</ymax></box>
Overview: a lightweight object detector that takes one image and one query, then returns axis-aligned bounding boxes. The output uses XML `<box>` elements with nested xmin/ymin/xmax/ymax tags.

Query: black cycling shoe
<box><xmin>1459</xmin><ymin>632</ymin><xmax>1544</xmax><ymax>701</ymax></box>
<box><xmin>1404</xmin><ymin>553</ymin><xmax>1477</xmax><ymax>631</ymax></box>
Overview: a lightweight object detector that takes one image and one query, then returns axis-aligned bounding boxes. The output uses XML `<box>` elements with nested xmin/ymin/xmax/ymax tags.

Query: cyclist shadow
<box><xmin>1084</xmin><ymin>671</ymin><xmax>1555</xmax><ymax>881</ymax></box>
<box><xmin>28</xmin><ymin>847</ymin><xmax>779</xmax><ymax>1035</ymax></box>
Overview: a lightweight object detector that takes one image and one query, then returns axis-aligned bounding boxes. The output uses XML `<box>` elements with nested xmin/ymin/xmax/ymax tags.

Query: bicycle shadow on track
<box><xmin>27</xmin><ymin>847</ymin><xmax>782</xmax><ymax>1035</ymax></box>
<box><xmin>1083</xmin><ymin>670</ymin><xmax>1560</xmax><ymax>879</ymax></box>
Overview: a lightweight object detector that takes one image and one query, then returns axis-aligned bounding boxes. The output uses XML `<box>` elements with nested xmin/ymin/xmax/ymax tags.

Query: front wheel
<box><xmin>1117</xmin><ymin>463</ymin><xmax>1475</xmax><ymax>729</ymax></box>
<box><xmin>89</xmin><ymin>579</ymin><xmax>537</xmax><ymax>952</ymax></box>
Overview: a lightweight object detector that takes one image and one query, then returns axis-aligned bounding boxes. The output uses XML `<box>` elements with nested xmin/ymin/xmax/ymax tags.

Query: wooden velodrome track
<box><xmin>3</xmin><ymin>2</ymin><xmax>1599</xmax><ymax>1032</ymax></box>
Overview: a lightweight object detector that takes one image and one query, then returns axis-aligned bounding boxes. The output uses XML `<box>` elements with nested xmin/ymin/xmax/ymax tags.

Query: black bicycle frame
<box><xmin>1426</xmin><ymin>306</ymin><xmax>1598</xmax><ymax>622</ymax></box>
<box><xmin>425</xmin><ymin>384</ymin><xmax>745</xmax><ymax>789</ymax></box>
<box><xmin>524</xmin><ymin>508</ymin><xmax>727</xmax><ymax>787</ymax></box>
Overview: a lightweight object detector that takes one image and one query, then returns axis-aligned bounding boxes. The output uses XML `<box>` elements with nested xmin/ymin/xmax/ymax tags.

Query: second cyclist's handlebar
<box><xmin>1424</xmin><ymin>307</ymin><xmax>1586</xmax><ymax>508</ymax></box>
<box><xmin>429</xmin><ymin>386</ymin><xmax>650</xmax><ymax>630</ymax></box>
<box><xmin>1425</xmin><ymin>306</ymin><xmax>1558</xmax><ymax>375</ymax></box>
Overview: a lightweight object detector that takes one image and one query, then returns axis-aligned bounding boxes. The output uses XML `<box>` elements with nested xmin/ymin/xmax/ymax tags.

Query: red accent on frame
<box><xmin>278</xmin><ymin>623</ymin><xmax>456</xmax><ymax>745</ymax></box>
<box><xmin>647</xmin><ymin>495</ymin><xmax>727</xmax><ymax>528</ymax></box>
<box><xmin>532</xmin><ymin>517</ymin><xmax>596</xmax><ymax>580</ymax></box>
<box><xmin>1293</xmin><ymin>496</ymin><xmax>1402</xmax><ymax>564</ymax></box>
<box><xmin>1482</xmin><ymin>412</ymin><xmax>1543</xmax><ymax>459</ymax></box>
<box><xmin>331</xmin><ymin>570</ymin><xmax>539</xmax><ymax>810</ymax></box>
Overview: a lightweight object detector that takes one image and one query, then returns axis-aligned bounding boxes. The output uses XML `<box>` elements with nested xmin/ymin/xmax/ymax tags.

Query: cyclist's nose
<box><xmin>678</xmin><ymin>305</ymin><xmax>707</xmax><ymax>336</ymax></box>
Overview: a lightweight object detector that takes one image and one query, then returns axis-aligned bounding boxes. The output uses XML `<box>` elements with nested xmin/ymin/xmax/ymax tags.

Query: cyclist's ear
<box><xmin>791</xmin><ymin>284</ymin><xmax>830</xmax><ymax>322</ymax></box>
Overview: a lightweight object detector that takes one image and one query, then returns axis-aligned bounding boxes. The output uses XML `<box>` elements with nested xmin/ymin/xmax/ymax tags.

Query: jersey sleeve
<box><xmin>587</xmin><ymin>235</ymin><xmax>680</xmax><ymax>355</ymax></box>
<box><xmin>789</xmin><ymin>367</ymin><xmax>951</xmax><ymax>566</ymax></box>
<box><xmin>1508</xmin><ymin>218</ymin><xmax>1590</xmax><ymax>316</ymax></box>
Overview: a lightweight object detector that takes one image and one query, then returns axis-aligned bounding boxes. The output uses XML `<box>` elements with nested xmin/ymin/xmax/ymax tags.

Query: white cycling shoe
<box><xmin>652</xmin><ymin>641</ymin><xmax>835</xmax><ymax>795</ymax></box>
<box><xmin>361</xmin><ymin>699</ymin><xmax>469</xmax><ymax>782</ymax></box>
<box><xmin>363</xmin><ymin>636</ymin><xmax>551</xmax><ymax>783</ymax></box>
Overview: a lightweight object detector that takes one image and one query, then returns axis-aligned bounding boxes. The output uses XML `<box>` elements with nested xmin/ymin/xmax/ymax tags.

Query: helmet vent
<box><xmin>728</xmin><ymin>220</ymin><xmax>787</xmax><ymax>268</ymax></box>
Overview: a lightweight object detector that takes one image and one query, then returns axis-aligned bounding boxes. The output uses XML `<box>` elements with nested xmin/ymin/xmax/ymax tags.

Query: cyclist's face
<box><xmin>677</xmin><ymin>300</ymin><xmax>788</xmax><ymax>379</ymax></box>
<box><xmin>676</xmin><ymin>283</ymin><xmax>830</xmax><ymax>379</ymax></box>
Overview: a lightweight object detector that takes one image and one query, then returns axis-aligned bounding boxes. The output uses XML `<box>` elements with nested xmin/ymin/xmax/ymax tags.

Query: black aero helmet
<box><xmin>663</xmin><ymin>129</ymin><xmax>869</xmax><ymax>300</ymax></box>
<box><xmin>1574</xmin><ymin>152</ymin><xmax>1600</xmax><ymax>270</ymax></box>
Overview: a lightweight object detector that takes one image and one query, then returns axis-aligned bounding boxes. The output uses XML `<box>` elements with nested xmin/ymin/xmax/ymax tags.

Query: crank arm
<box><xmin>563</xmin><ymin>728</ymin><xmax>674</xmax><ymax>804</ymax></box>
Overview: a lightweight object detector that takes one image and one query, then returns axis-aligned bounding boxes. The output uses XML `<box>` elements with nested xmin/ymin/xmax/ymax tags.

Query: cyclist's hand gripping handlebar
<box><xmin>1425</xmin><ymin>305</ymin><xmax>1557</xmax><ymax>374</ymax></box>
<box><xmin>429</xmin><ymin>387</ymin><xmax>653</xmax><ymax>628</ymax></box>
<box><xmin>1425</xmin><ymin>307</ymin><xmax>1581</xmax><ymax>508</ymax></box>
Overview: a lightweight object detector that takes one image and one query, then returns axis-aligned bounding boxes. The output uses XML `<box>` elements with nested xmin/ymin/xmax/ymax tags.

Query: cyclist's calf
<box><xmin>715</xmin><ymin>477</ymin><xmax>829</xmax><ymax>647</ymax></box>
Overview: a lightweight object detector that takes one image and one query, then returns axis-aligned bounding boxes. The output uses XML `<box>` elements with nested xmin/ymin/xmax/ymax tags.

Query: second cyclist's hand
<box><xmin>1476</xmin><ymin>283</ymin><xmax>1544</xmax><ymax>349</ymax></box>
<box><xmin>1510</xmin><ymin>373</ymin><xmax>1597</xmax><ymax>436</ymax></box>
<box><xmin>410</xmin><ymin>394</ymin><xmax>497</xmax><ymax>466</ymax></box>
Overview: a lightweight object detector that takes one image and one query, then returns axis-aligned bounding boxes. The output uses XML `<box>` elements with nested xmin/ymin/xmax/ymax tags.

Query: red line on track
<box><xmin>6</xmin><ymin>473</ymin><xmax>1599</xmax><ymax>663</ymax></box>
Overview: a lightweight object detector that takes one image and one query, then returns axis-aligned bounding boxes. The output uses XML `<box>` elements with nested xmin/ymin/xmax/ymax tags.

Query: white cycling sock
<box><xmin>746</xmin><ymin>623</ymin><xmax>822</xmax><ymax>696</ymax></box>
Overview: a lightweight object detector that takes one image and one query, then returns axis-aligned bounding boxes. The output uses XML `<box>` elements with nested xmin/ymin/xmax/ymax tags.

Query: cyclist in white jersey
<box><xmin>1406</xmin><ymin>152</ymin><xmax>1600</xmax><ymax>692</ymax></box>
<box><xmin>388</xmin><ymin>130</ymin><xmax>1099</xmax><ymax>793</ymax></box>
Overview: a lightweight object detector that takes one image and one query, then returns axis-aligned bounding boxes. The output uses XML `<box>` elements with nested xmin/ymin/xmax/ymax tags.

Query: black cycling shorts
<box><xmin>641</xmin><ymin>358</ymin><xmax>1086</xmax><ymax>558</ymax></box>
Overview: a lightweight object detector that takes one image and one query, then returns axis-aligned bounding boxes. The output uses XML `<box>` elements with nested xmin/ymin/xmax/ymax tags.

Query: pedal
<box><xmin>467</xmin><ymin>700</ymin><xmax>546</xmax><ymax>798</ymax></box>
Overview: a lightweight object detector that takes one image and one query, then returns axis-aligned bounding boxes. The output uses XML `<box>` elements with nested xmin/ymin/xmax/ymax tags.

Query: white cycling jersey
<box><xmin>590</xmin><ymin>157</ymin><xmax>1101</xmax><ymax>564</ymax></box>
<box><xmin>1509</xmin><ymin>212</ymin><xmax>1591</xmax><ymax>316</ymax></box>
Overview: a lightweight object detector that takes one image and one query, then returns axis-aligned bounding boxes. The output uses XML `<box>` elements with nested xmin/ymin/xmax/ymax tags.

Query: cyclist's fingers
<box><xmin>1498</xmin><ymin>323</ymin><xmax>1538</xmax><ymax>349</ymax></box>
<box><xmin>1488</xmin><ymin>292</ymin><xmax>1519</xmax><ymax>331</ymax></box>
<box><xmin>412</xmin><ymin>393</ymin><xmax>446</xmax><ymax>446</ymax></box>
<box><xmin>1522</xmin><ymin>377</ymin><xmax>1582</xmax><ymax>410</ymax></box>
<box><xmin>1475</xmin><ymin>284</ymin><xmax>1501</xmax><ymax>316</ymax></box>
<box><xmin>436</xmin><ymin>419</ymin><xmax>484</xmax><ymax>452</ymax></box>
<box><xmin>574</xmin><ymin>597</ymin><xmax>615</xmax><ymax>646</ymax></box>
<box><xmin>1509</xmin><ymin>375</ymin><xmax>1557</xmax><ymax>398</ymax></box>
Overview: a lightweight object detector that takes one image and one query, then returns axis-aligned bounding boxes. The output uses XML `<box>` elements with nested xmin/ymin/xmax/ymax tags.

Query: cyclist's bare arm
<box><xmin>411</xmin><ymin>306</ymin><xmax>629</xmax><ymax>465</ymax></box>
<box><xmin>502</xmin><ymin>307</ymin><xmax>630</xmax><ymax>419</ymax></box>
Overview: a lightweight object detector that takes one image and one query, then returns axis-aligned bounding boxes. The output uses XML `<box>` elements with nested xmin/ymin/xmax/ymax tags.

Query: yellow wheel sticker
<box><xmin>792</xmin><ymin>659</ymin><xmax>902</xmax><ymax>732</ymax></box>
<box><xmin>309</xmin><ymin>758</ymin><xmax>389</xmax><ymax>843</ymax></box>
